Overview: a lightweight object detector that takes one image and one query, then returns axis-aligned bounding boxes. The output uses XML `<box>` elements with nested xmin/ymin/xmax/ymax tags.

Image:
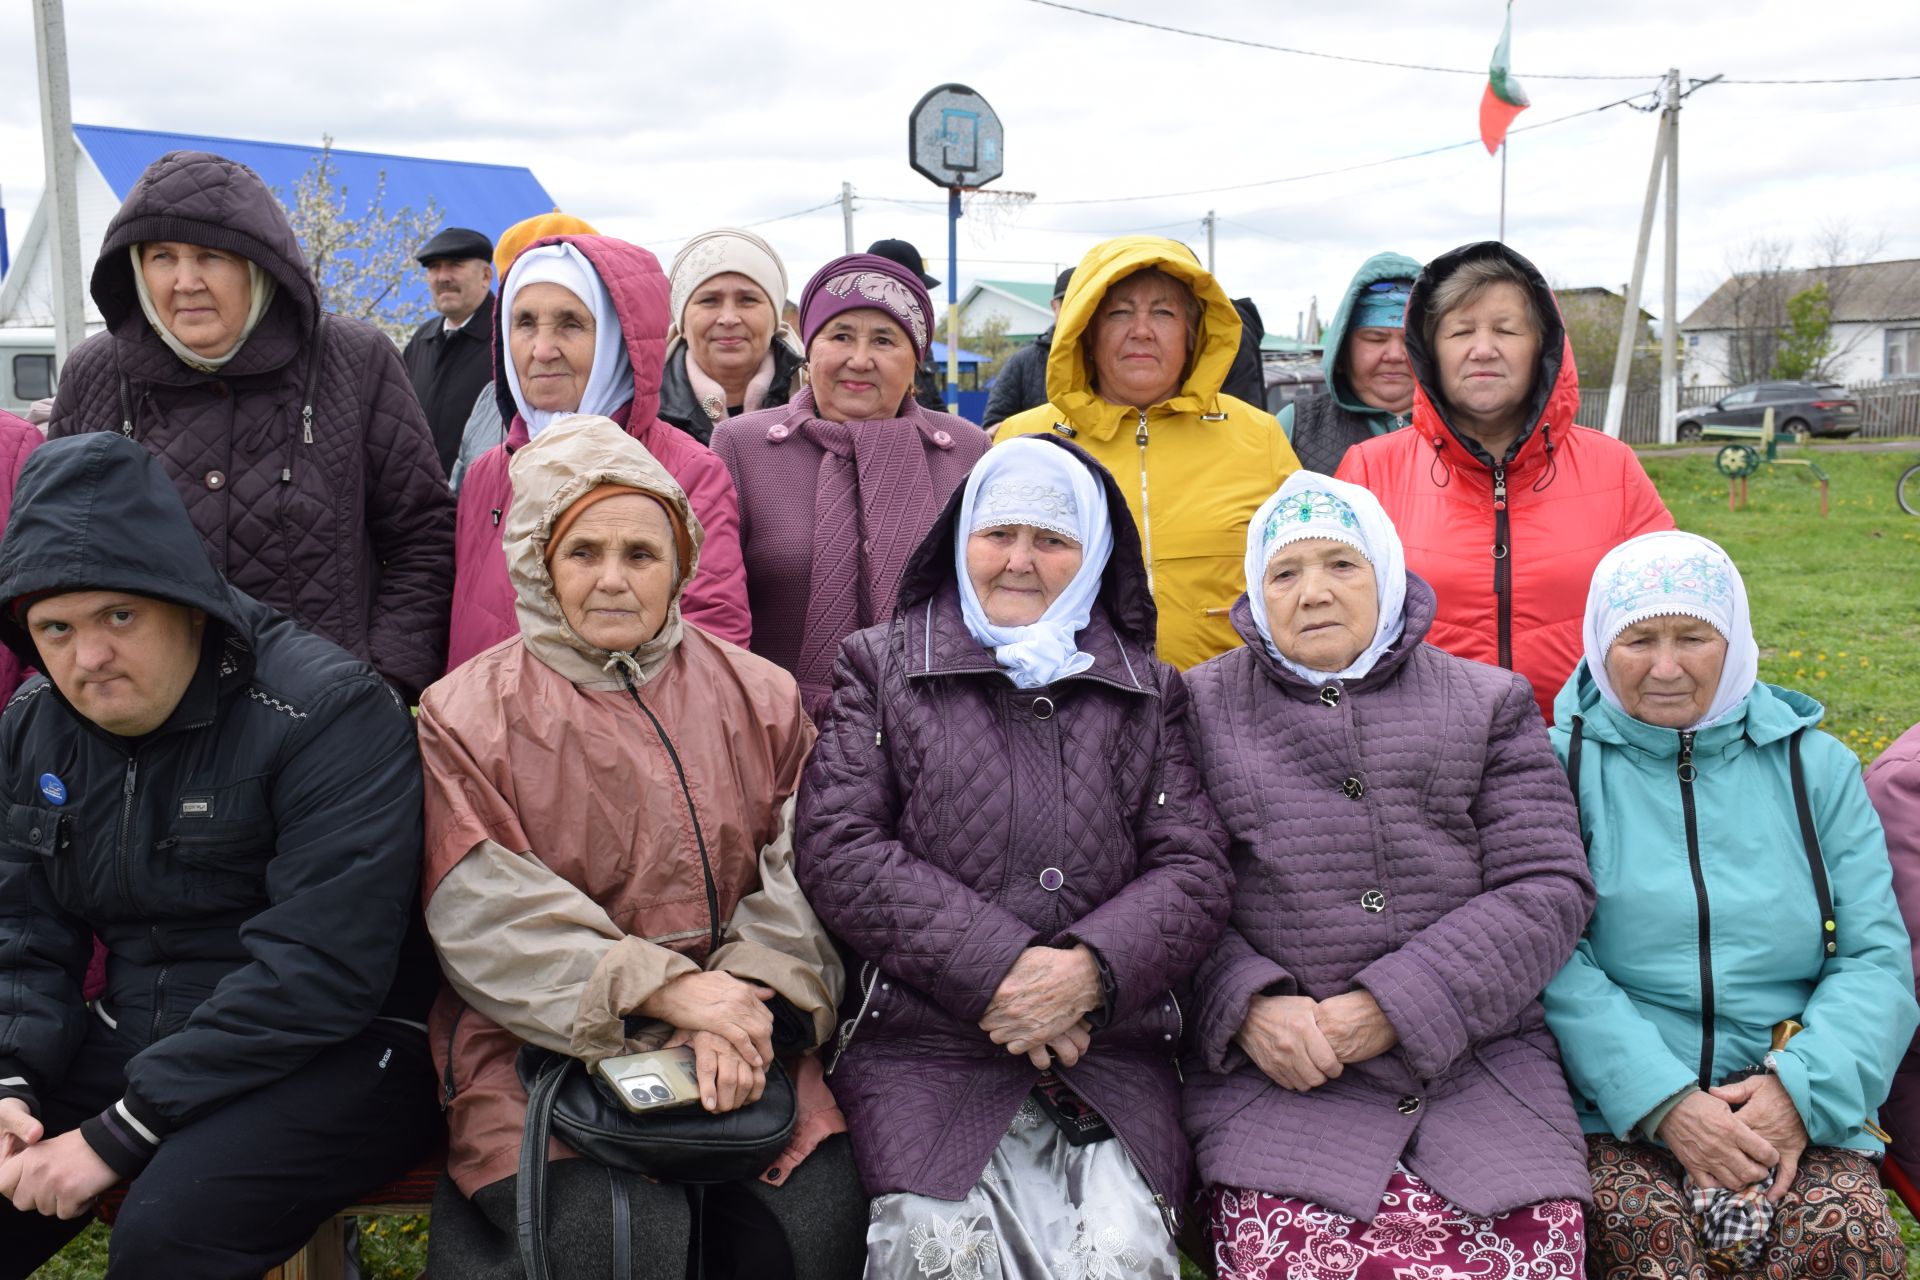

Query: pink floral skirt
<box><xmin>1207</xmin><ymin>1168</ymin><xmax>1585</xmax><ymax>1279</ymax></box>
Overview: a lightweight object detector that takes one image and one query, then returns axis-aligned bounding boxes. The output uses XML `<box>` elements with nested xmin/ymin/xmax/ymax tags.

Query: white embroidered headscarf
<box><xmin>500</xmin><ymin>243</ymin><xmax>633</xmax><ymax>438</ymax></box>
<box><xmin>1582</xmin><ymin>530</ymin><xmax>1758</xmax><ymax>731</ymax></box>
<box><xmin>1244</xmin><ymin>470</ymin><xmax>1408</xmax><ymax>685</ymax></box>
<box><xmin>953</xmin><ymin>440</ymin><xmax>1114</xmax><ymax>688</ymax></box>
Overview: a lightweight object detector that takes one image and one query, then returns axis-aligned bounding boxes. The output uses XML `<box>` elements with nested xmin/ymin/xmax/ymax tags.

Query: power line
<box><xmin>646</xmin><ymin>198</ymin><xmax>841</xmax><ymax>248</ymax></box>
<box><xmin>1716</xmin><ymin>73</ymin><xmax>1920</xmax><ymax>84</ymax></box>
<box><xmin>1020</xmin><ymin>0</ymin><xmax>1659</xmax><ymax>81</ymax></box>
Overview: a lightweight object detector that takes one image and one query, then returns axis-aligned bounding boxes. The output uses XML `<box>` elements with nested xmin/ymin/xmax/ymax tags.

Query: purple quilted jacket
<box><xmin>796</xmin><ymin>436</ymin><xmax>1232</xmax><ymax>1217</ymax></box>
<box><xmin>48</xmin><ymin>151</ymin><xmax>453</xmax><ymax>700</ymax></box>
<box><xmin>1180</xmin><ymin>581</ymin><xmax>1595</xmax><ymax>1222</ymax></box>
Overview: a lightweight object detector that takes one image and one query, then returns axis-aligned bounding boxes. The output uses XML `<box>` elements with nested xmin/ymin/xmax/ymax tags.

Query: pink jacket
<box><xmin>1867</xmin><ymin>723</ymin><xmax>1920</xmax><ymax>1158</ymax></box>
<box><xmin>445</xmin><ymin>235</ymin><xmax>749</xmax><ymax>671</ymax></box>
<box><xmin>0</xmin><ymin>411</ymin><xmax>41</xmax><ymax>699</ymax></box>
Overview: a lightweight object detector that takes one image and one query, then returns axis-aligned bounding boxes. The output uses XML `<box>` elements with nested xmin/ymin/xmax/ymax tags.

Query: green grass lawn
<box><xmin>32</xmin><ymin>444</ymin><xmax>1920</xmax><ymax>1279</ymax></box>
<box><xmin>1637</xmin><ymin>444</ymin><xmax>1920</xmax><ymax>764</ymax></box>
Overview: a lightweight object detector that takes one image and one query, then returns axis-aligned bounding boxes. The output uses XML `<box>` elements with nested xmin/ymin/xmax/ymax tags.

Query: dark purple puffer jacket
<box><xmin>1181</xmin><ymin>582</ymin><xmax>1595</xmax><ymax>1222</ymax></box>
<box><xmin>796</xmin><ymin>436</ymin><xmax>1232</xmax><ymax>1219</ymax></box>
<box><xmin>48</xmin><ymin>151</ymin><xmax>453</xmax><ymax>700</ymax></box>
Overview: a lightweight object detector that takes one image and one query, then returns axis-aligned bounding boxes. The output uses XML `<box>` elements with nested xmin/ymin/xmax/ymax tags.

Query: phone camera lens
<box><xmin>650</xmin><ymin>1085</ymin><xmax>674</xmax><ymax>1101</ymax></box>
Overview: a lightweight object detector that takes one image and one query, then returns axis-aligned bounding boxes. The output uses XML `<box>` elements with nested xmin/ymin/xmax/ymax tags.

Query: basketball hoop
<box><xmin>959</xmin><ymin>187</ymin><xmax>1036</xmax><ymax>240</ymax></box>
<box><xmin>907</xmin><ymin>84</ymin><xmax>1010</xmax><ymax>413</ymax></box>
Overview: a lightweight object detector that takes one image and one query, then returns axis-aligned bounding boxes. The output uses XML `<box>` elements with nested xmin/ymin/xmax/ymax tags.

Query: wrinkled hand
<box><xmin>1236</xmin><ymin>995</ymin><xmax>1341</xmax><ymax>1092</ymax></box>
<box><xmin>665</xmin><ymin>1028</ymin><xmax>768</xmax><ymax>1114</ymax></box>
<box><xmin>980</xmin><ymin>946</ymin><xmax>1103</xmax><ymax>1058</ymax></box>
<box><xmin>1657</xmin><ymin>1089</ymin><xmax>1778</xmax><ymax>1191</ymax></box>
<box><xmin>0</xmin><ymin>1099</ymin><xmax>42</xmax><ymax>1165</ymax></box>
<box><xmin>1711</xmin><ymin>1074</ymin><xmax>1808</xmax><ymax>1202</ymax></box>
<box><xmin>0</xmin><ymin>1128</ymin><xmax>117</xmax><ymax>1218</ymax></box>
<box><xmin>1313</xmin><ymin>991</ymin><xmax>1399</xmax><ymax>1066</ymax></box>
<box><xmin>635</xmin><ymin>971</ymin><xmax>775</xmax><ymax>1073</ymax></box>
<box><xmin>1024</xmin><ymin>1022</ymin><xmax>1094</xmax><ymax>1071</ymax></box>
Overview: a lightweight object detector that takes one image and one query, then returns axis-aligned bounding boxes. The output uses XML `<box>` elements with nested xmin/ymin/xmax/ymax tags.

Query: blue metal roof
<box><xmin>74</xmin><ymin>125</ymin><xmax>555</xmax><ymax>313</ymax></box>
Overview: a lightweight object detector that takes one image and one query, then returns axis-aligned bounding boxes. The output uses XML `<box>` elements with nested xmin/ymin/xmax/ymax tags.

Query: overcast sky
<box><xmin>3</xmin><ymin>0</ymin><xmax>1916</xmax><ymax>340</ymax></box>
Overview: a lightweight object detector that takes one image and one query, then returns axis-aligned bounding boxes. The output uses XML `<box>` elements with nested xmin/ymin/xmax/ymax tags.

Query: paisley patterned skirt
<box><xmin>1584</xmin><ymin>1134</ymin><xmax>1905</xmax><ymax>1279</ymax></box>
<box><xmin>1206</xmin><ymin>1167</ymin><xmax>1585</xmax><ymax>1279</ymax></box>
<box><xmin>864</xmin><ymin>1097</ymin><xmax>1177</xmax><ymax>1279</ymax></box>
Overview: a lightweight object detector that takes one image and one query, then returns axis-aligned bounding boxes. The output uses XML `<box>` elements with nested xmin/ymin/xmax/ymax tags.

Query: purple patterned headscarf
<box><xmin>799</xmin><ymin>253</ymin><xmax>934</xmax><ymax>360</ymax></box>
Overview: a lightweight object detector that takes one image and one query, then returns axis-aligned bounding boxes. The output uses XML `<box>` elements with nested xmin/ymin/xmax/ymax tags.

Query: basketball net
<box><xmin>958</xmin><ymin>188</ymin><xmax>1036</xmax><ymax>241</ymax></box>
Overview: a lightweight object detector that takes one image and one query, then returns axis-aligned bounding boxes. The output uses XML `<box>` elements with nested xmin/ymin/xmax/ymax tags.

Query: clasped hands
<box><xmin>980</xmin><ymin>945</ymin><xmax>1104</xmax><ymax>1070</ymax></box>
<box><xmin>0</xmin><ymin>1097</ymin><xmax>118</xmax><ymax>1219</ymax></box>
<box><xmin>637</xmin><ymin>969</ymin><xmax>778</xmax><ymax>1115</ymax></box>
<box><xmin>1656</xmin><ymin>1075</ymin><xmax>1808</xmax><ymax>1201</ymax></box>
<box><xmin>1234</xmin><ymin>991</ymin><xmax>1399</xmax><ymax>1092</ymax></box>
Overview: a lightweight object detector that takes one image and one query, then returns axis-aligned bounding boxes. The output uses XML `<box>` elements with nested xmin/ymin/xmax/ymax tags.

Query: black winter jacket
<box><xmin>0</xmin><ymin>434</ymin><xmax>434</xmax><ymax>1177</ymax></box>
<box><xmin>982</xmin><ymin>326</ymin><xmax>1052</xmax><ymax>429</ymax></box>
<box><xmin>404</xmin><ymin>291</ymin><xmax>496</xmax><ymax>477</ymax></box>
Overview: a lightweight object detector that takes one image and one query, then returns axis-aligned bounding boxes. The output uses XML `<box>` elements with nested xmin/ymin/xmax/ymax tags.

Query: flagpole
<box><xmin>1498</xmin><ymin>141</ymin><xmax>1507</xmax><ymax>242</ymax></box>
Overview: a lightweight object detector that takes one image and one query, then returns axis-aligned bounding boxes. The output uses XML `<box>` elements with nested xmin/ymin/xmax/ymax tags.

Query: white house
<box><xmin>1679</xmin><ymin>258</ymin><xmax>1920</xmax><ymax>387</ymax></box>
<box><xmin>956</xmin><ymin>279</ymin><xmax>1056</xmax><ymax>342</ymax></box>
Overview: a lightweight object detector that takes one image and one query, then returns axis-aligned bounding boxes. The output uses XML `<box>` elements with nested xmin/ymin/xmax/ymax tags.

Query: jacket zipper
<box><xmin>828</xmin><ymin>961</ymin><xmax>880</xmax><ymax>1075</ymax></box>
<box><xmin>1491</xmin><ymin>465</ymin><xmax>1512</xmax><ymax>669</ymax></box>
<box><xmin>115</xmin><ymin>758</ymin><xmax>139</xmax><ymax>904</ymax></box>
<box><xmin>618</xmin><ymin>670</ymin><xmax>721</xmax><ymax>954</ymax></box>
<box><xmin>441</xmin><ymin>1004</ymin><xmax>467</xmax><ymax>1107</ymax></box>
<box><xmin>1678</xmin><ymin>730</ymin><xmax>1714</xmax><ymax>1087</ymax></box>
<box><xmin>1134</xmin><ymin>409</ymin><xmax>1153</xmax><ymax>594</ymax></box>
<box><xmin>1093</xmin><ymin>1095</ymin><xmax>1177</xmax><ymax>1237</ymax></box>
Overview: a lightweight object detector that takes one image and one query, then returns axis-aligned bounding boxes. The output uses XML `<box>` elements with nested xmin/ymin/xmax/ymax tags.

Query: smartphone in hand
<box><xmin>595</xmin><ymin>1046</ymin><xmax>703</xmax><ymax>1114</ymax></box>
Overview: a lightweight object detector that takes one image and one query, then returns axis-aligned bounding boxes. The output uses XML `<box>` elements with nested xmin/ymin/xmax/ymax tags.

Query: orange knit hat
<box><xmin>495</xmin><ymin>212</ymin><xmax>600</xmax><ymax>280</ymax></box>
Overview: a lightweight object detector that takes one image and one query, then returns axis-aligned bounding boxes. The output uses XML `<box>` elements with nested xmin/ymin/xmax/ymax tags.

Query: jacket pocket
<box><xmin>2</xmin><ymin>801</ymin><xmax>68</xmax><ymax>860</ymax></box>
<box><xmin>162</xmin><ymin>781</ymin><xmax>273</xmax><ymax>911</ymax></box>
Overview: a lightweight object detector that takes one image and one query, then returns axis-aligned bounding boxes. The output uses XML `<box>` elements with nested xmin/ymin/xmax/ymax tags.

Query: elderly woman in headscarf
<box><xmin>796</xmin><ymin>437</ymin><xmax>1232</xmax><ymax>1277</ymax></box>
<box><xmin>46</xmin><ymin>149</ymin><xmax>452</xmax><ymax>699</ymax></box>
<box><xmin>1180</xmin><ymin>471</ymin><xmax>1596</xmax><ymax>1277</ymax></box>
<box><xmin>657</xmin><ymin>228</ymin><xmax>806</xmax><ymax>444</ymax></box>
<box><xmin>446</xmin><ymin>233</ymin><xmax>749</xmax><ymax>671</ymax></box>
<box><xmin>1541</xmin><ymin>530</ymin><xmax>1916</xmax><ymax>1278</ymax></box>
<box><xmin>713</xmin><ymin>252</ymin><xmax>986</xmax><ymax>720</ymax></box>
<box><xmin>419</xmin><ymin>415</ymin><xmax>865</xmax><ymax>1279</ymax></box>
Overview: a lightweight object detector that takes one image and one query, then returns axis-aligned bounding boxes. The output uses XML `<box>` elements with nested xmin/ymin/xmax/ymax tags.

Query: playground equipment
<box><xmin>1715</xmin><ymin>407</ymin><xmax>1828</xmax><ymax>516</ymax></box>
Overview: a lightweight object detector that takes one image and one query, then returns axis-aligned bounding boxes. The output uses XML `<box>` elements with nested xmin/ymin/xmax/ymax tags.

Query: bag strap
<box><xmin>1566</xmin><ymin>715</ymin><xmax>1585</xmax><ymax>826</ymax></box>
<box><xmin>515</xmin><ymin>1052</ymin><xmax>567</xmax><ymax>1280</ymax></box>
<box><xmin>1789</xmin><ymin>727</ymin><xmax>1838</xmax><ymax>960</ymax></box>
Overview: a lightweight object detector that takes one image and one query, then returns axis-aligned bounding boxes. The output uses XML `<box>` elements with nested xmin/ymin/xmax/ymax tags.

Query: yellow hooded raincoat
<box><xmin>993</xmin><ymin>238</ymin><xmax>1298</xmax><ymax>669</ymax></box>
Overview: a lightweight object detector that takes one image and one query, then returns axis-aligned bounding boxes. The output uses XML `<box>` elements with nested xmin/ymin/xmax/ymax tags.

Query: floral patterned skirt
<box><xmin>1206</xmin><ymin>1168</ymin><xmax>1585</xmax><ymax>1279</ymax></box>
<box><xmin>864</xmin><ymin>1097</ymin><xmax>1177</xmax><ymax>1280</ymax></box>
<box><xmin>1584</xmin><ymin>1134</ymin><xmax>1905</xmax><ymax>1279</ymax></box>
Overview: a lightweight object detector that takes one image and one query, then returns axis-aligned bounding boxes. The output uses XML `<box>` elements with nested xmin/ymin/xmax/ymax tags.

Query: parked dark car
<box><xmin>1677</xmin><ymin>381</ymin><xmax>1861</xmax><ymax>440</ymax></box>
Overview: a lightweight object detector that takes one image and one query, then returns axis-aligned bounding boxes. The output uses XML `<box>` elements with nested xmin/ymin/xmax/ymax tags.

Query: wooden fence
<box><xmin>1574</xmin><ymin>381</ymin><xmax>1920</xmax><ymax>443</ymax></box>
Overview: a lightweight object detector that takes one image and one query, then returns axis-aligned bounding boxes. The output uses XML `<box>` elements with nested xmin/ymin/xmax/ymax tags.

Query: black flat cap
<box><xmin>1052</xmin><ymin>268</ymin><xmax>1075</xmax><ymax>300</ymax></box>
<box><xmin>415</xmin><ymin>227</ymin><xmax>494</xmax><ymax>266</ymax></box>
<box><xmin>867</xmin><ymin>238</ymin><xmax>940</xmax><ymax>289</ymax></box>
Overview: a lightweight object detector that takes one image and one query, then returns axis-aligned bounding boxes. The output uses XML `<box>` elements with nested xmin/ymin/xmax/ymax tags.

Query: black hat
<box><xmin>1052</xmin><ymin>268</ymin><xmax>1075</xmax><ymax>301</ymax></box>
<box><xmin>415</xmin><ymin>227</ymin><xmax>494</xmax><ymax>266</ymax></box>
<box><xmin>866</xmin><ymin>238</ymin><xmax>940</xmax><ymax>289</ymax></box>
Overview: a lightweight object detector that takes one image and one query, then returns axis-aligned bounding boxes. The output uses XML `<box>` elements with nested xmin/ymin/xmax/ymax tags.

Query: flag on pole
<box><xmin>1480</xmin><ymin>2</ymin><xmax>1530</xmax><ymax>154</ymax></box>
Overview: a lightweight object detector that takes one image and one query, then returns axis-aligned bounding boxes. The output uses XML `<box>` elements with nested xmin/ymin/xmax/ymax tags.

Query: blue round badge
<box><xmin>38</xmin><ymin>773</ymin><xmax>67</xmax><ymax>806</ymax></box>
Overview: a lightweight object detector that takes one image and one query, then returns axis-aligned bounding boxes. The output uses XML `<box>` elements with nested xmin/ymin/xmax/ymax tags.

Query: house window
<box><xmin>11</xmin><ymin>354</ymin><xmax>54</xmax><ymax>402</ymax></box>
<box><xmin>1888</xmin><ymin>329</ymin><xmax>1920</xmax><ymax>379</ymax></box>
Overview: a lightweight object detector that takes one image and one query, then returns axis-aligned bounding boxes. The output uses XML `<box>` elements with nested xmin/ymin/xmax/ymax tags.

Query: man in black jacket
<box><xmin>404</xmin><ymin>226</ymin><xmax>497</xmax><ymax>478</ymax></box>
<box><xmin>0</xmin><ymin>435</ymin><xmax>438</xmax><ymax>1279</ymax></box>
<box><xmin>982</xmin><ymin>267</ymin><xmax>1072</xmax><ymax>429</ymax></box>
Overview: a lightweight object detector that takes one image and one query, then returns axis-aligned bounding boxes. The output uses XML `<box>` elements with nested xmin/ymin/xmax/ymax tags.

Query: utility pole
<box><xmin>1203</xmin><ymin>210</ymin><xmax>1216</xmax><ymax>273</ymax></box>
<box><xmin>1658</xmin><ymin>68</ymin><xmax>1681</xmax><ymax>445</ymax></box>
<box><xmin>1603</xmin><ymin>69</ymin><xmax>1676</xmax><ymax>440</ymax></box>
<box><xmin>33</xmin><ymin>0</ymin><xmax>85</xmax><ymax>369</ymax></box>
<box><xmin>840</xmin><ymin>182</ymin><xmax>855</xmax><ymax>254</ymax></box>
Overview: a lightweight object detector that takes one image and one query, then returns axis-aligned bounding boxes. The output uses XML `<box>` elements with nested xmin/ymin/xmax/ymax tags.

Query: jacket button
<box><xmin>767</xmin><ymin>424</ymin><xmax>790</xmax><ymax>442</ymax></box>
<box><xmin>1360</xmin><ymin>890</ymin><xmax>1386</xmax><ymax>913</ymax></box>
<box><xmin>932</xmin><ymin>430</ymin><xmax>952</xmax><ymax>447</ymax></box>
<box><xmin>1397</xmin><ymin>1095</ymin><xmax>1421</xmax><ymax>1115</ymax></box>
<box><xmin>1031</xmin><ymin>696</ymin><xmax>1054</xmax><ymax>720</ymax></box>
<box><xmin>28</xmin><ymin>828</ymin><xmax>40</xmax><ymax>841</ymax></box>
<box><xmin>1039</xmin><ymin>867</ymin><xmax>1064</xmax><ymax>891</ymax></box>
<box><xmin>1341</xmin><ymin>777</ymin><xmax>1365</xmax><ymax>800</ymax></box>
<box><xmin>765</xmin><ymin>1167</ymin><xmax>782</xmax><ymax>1181</ymax></box>
<box><xmin>205</xmin><ymin>470</ymin><xmax>227</xmax><ymax>491</ymax></box>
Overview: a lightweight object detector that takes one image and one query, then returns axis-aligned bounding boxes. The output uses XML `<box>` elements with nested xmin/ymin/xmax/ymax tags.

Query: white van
<box><xmin>0</xmin><ymin>328</ymin><xmax>58</xmax><ymax>417</ymax></box>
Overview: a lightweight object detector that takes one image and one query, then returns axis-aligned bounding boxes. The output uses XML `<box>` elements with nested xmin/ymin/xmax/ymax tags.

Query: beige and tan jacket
<box><xmin>419</xmin><ymin>414</ymin><xmax>843</xmax><ymax>1196</ymax></box>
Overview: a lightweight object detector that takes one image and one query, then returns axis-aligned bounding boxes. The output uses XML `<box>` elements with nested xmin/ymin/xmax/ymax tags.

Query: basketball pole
<box><xmin>946</xmin><ymin>186</ymin><xmax>961</xmax><ymax>414</ymax></box>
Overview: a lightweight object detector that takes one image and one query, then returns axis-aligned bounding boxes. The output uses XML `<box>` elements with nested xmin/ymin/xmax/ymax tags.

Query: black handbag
<box><xmin>513</xmin><ymin>1045</ymin><xmax>796</xmax><ymax>1280</ymax></box>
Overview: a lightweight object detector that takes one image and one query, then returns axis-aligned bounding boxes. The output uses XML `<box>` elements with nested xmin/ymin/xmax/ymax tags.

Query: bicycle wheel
<box><xmin>1899</xmin><ymin>463</ymin><xmax>1920</xmax><ymax>516</ymax></box>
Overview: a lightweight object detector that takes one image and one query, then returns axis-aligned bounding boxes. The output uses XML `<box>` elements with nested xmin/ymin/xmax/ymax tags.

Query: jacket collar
<box><xmin>1227</xmin><ymin>573</ymin><xmax>1438</xmax><ymax>701</ymax></box>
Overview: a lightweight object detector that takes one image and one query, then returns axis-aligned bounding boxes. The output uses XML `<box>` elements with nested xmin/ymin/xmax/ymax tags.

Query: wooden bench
<box><xmin>96</xmin><ymin>1152</ymin><xmax>442</xmax><ymax>1280</ymax></box>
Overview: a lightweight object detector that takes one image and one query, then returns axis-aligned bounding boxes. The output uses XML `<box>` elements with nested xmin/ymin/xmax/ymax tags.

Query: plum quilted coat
<box><xmin>795</xmin><ymin>436</ymin><xmax>1232</xmax><ymax>1217</ymax></box>
<box><xmin>1180</xmin><ymin>581</ymin><xmax>1595</xmax><ymax>1222</ymax></box>
<box><xmin>48</xmin><ymin>151</ymin><xmax>453</xmax><ymax>700</ymax></box>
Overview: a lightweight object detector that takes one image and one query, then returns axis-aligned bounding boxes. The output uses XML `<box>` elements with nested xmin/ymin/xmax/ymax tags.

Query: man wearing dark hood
<box><xmin>0</xmin><ymin>435</ymin><xmax>439</xmax><ymax>1279</ymax></box>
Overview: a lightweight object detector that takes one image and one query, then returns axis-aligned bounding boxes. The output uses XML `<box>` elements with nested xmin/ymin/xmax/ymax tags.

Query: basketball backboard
<box><xmin>908</xmin><ymin>84</ymin><xmax>1004</xmax><ymax>190</ymax></box>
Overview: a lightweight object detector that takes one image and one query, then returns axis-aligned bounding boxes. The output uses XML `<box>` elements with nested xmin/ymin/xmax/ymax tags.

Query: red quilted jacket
<box><xmin>795</xmin><ymin>437</ymin><xmax>1232</xmax><ymax>1214</ymax></box>
<box><xmin>49</xmin><ymin>151</ymin><xmax>455</xmax><ymax>700</ymax></box>
<box><xmin>446</xmin><ymin>235</ymin><xmax>748</xmax><ymax>670</ymax></box>
<box><xmin>1336</xmin><ymin>241</ymin><xmax>1672</xmax><ymax>724</ymax></box>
